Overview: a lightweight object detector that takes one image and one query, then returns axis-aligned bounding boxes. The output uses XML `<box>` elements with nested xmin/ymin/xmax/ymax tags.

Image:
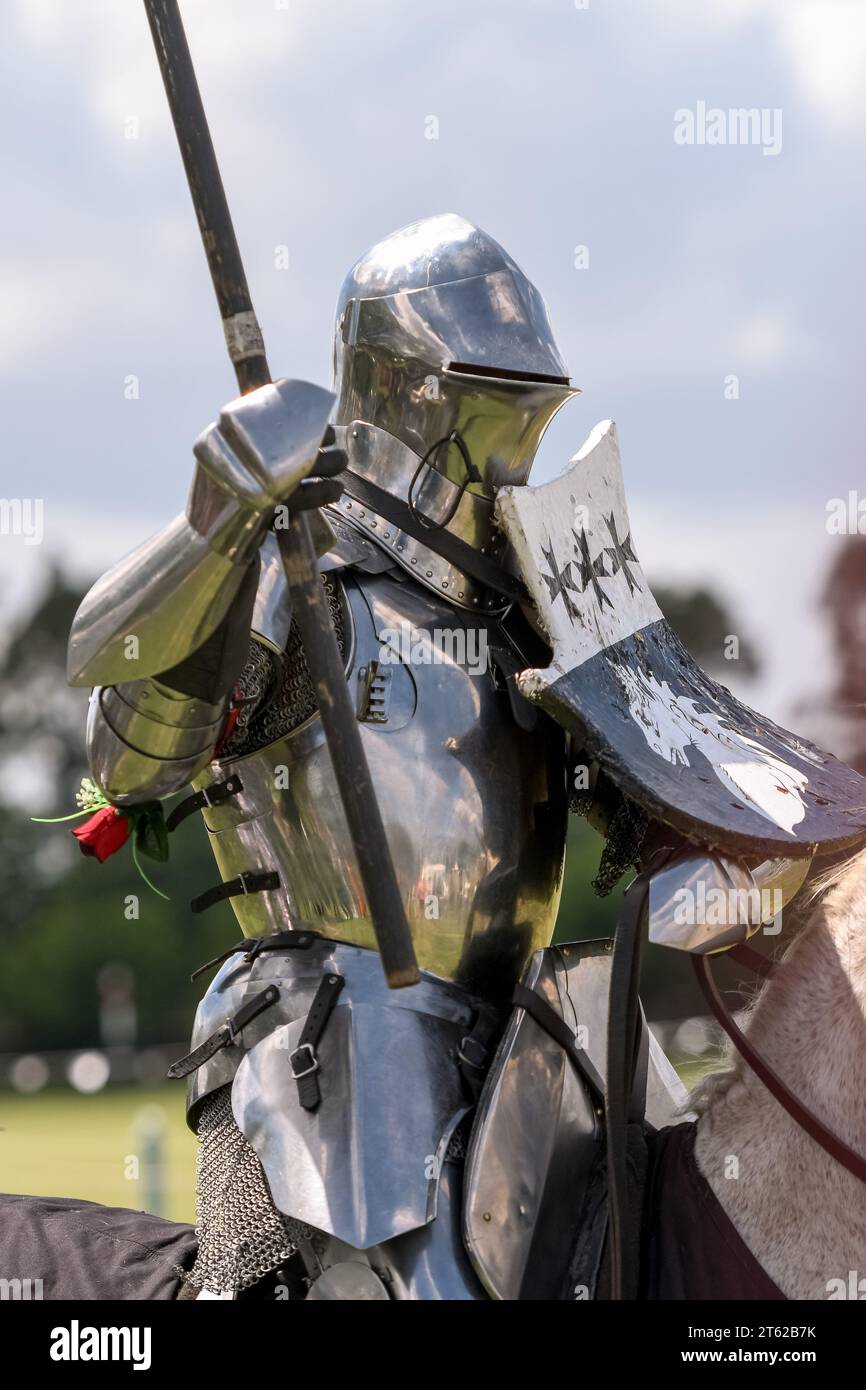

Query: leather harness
<box><xmin>693</xmin><ymin>947</ymin><xmax>866</xmax><ymax>1186</ymax></box>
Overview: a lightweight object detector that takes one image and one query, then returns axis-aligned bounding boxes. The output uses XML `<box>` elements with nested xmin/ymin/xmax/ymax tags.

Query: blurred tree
<box><xmin>0</xmin><ymin>811</ymin><xmax>237</xmax><ymax>1051</ymax></box>
<box><xmin>0</xmin><ymin>568</ymin><xmax>90</xmax><ymax>816</ymax></box>
<box><xmin>653</xmin><ymin>584</ymin><xmax>760</xmax><ymax>678</ymax></box>
<box><xmin>0</xmin><ymin>571</ymin><xmax>237</xmax><ymax>1050</ymax></box>
<box><xmin>821</xmin><ymin>535</ymin><xmax>866</xmax><ymax>773</ymax></box>
<box><xmin>0</xmin><ymin>571</ymin><xmax>90</xmax><ymax>943</ymax></box>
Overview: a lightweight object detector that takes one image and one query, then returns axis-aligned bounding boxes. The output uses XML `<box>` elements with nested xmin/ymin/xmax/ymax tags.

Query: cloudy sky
<box><xmin>1</xmin><ymin>0</ymin><xmax>864</xmax><ymax>733</ymax></box>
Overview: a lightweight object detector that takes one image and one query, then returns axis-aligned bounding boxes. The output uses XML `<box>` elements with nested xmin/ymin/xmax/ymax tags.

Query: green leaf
<box><xmin>130</xmin><ymin>804</ymin><xmax>170</xmax><ymax>863</ymax></box>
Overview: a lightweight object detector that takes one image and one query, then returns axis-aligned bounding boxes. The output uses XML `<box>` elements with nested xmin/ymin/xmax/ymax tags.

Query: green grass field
<box><xmin>1</xmin><ymin>1086</ymin><xmax>197</xmax><ymax>1224</ymax></box>
<box><xmin>1</xmin><ymin>1054</ymin><xmax>722</xmax><ymax>1229</ymax></box>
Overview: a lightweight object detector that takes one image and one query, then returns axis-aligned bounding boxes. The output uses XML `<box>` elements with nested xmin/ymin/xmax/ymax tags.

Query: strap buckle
<box><xmin>166</xmin><ymin>984</ymin><xmax>279</xmax><ymax>1081</ymax></box>
<box><xmin>290</xmin><ymin>1042</ymin><xmax>320</xmax><ymax>1080</ymax></box>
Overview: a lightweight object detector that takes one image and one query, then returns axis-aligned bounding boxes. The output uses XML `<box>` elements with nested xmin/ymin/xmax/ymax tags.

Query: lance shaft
<box><xmin>143</xmin><ymin>0</ymin><xmax>419</xmax><ymax>988</ymax></box>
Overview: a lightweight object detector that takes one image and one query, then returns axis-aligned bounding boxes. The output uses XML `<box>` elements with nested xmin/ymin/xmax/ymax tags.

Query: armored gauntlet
<box><xmin>68</xmin><ymin>379</ymin><xmax>344</xmax><ymax>802</ymax></box>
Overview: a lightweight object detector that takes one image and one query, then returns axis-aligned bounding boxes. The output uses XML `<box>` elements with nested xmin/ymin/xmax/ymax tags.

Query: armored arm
<box><xmin>70</xmin><ymin>379</ymin><xmax>343</xmax><ymax>804</ymax></box>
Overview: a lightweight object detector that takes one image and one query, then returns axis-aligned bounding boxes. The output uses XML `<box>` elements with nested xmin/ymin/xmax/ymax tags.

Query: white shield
<box><xmin>495</xmin><ymin>421</ymin><xmax>866</xmax><ymax>857</ymax></box>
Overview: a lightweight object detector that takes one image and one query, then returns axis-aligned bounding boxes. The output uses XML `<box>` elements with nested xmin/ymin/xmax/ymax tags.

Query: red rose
<box><xmin>72</xmin><ymin>805</ymin><xmax>131</xmax><ymax>862</ymax></box>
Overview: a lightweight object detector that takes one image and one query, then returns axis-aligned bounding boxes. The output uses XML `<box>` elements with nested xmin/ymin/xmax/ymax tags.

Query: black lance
<box><xmin>142</xmin><ymin>0</ymin><xmax>419</xmax><ymax>989</ymax></box>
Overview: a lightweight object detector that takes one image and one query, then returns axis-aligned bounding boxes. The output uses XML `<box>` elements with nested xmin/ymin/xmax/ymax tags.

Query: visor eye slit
<box><xmin>446</xmin><ymin>361</ymin><xmax>571</xmax><ymax>387</ymax></box>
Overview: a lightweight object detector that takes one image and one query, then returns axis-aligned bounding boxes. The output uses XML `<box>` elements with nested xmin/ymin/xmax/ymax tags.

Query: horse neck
<box><xmin>693</xmin><ymin>850</ymin><xmax>866</xmax><ymax>1300</ymax></box>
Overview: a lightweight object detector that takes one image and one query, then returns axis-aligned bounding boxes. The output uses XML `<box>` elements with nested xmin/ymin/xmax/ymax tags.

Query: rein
<box><xmin>692</xmin><ymin>948</ymin><xmax>866</xmax><ymax>1186</ymax></box>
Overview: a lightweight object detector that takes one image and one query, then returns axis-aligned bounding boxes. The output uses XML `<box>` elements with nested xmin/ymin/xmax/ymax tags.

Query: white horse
<box><xmin>692</xmin><ymin>850</ymin><xmax>866</xmax><ymax>1299</ymax></box>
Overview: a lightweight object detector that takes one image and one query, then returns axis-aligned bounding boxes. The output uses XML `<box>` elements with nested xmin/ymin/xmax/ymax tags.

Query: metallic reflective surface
<box><xmin>195</xmin><ymin>379</ymin><xmax>335</xmax><ymax>510</ymax></box>
<box><xmin>86</xmin><ymin>682</ymin><xmax>225</xmax><ymax>803</ymax></box>
<box><xmin>331</xmin><ymin>422</ymin><xmax>508</xmax><ymax>612</ymax></box>
<box><xmin>186</xmin><ymin>939</ymin><xmax>487</xmax><ymax>1296</ymax></box>
<box><xmin>69</xmin><ymin>379</ymin><xmax>335</xmax><ymax>688</ymax></box>
<box><xmin>463</xmin><ymin>940</ymin><xmax>687</xmax><ymax>1300</ymax></box>
<box><xmin>330</xmin><ymin>214</ymin><xmax>578</xmax><ymax>609</ymax></box>
<box><xmin>648</xmin><ymin>850</ymin><xmax>812</xmax><ymax>953</ymax></box>
<box><xmin>250</xmin><ymin>532</ymin><xmax>293</xmax><ymax>654</ymax></box>
<box><xmin>68</xmin><ymin>514</ymin><xmax>250</xmax><ymax>687</ymax></box>
<box><xmin>249</xmin><ymin>517</ymin><xmax>385</xmax><ymax>656</ymax></box>
<box><xmin>305</xmin><ymin>1263</ymin><xmax>391</xmax><ymax>1300</ymax></box>
<box><xmin>185</xmin><ymin>944</ymin><xmax>313</xmax><ymax>1118</ymax></box>
<box><xmin>231</xmin><ymin>941</ymin><xmax>481</xmax><ymax>1250</ymax></box>
<box><xmin>196</xmin><ymin>567</ymin><xmax>568</xmax><ymax>993</ymax></box>
<box><xmin>300</xmin><ymin>1158</ymin><xmax>484</xmax><ymax>1300</ymax></box>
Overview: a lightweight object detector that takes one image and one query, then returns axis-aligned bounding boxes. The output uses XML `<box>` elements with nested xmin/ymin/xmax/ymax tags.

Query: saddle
<box><xmin>497</xmin><ymin>420</ymin><xmax>866</xmax><ymax>861</ymax></box>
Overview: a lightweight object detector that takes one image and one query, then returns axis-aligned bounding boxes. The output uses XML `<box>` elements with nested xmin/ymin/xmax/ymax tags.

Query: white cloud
<box><xmin>734</xmin><ymin>311</ymin><xmax>809</xmax><ymax>371</ymax></box>
<box><xmin>657</xmin><ymin>0</ymin><xmax>866</xmax><ymax>132</ymax></box>
<box><xmin>11</xmin><ymin>0</ymin><xmax>305</xmax><ymax>146</ymax></box>
<box><xmin>773</xmin><ymin>0</ymin><xmax>866</xmax><ymax>131</ymax></box>
<box><xmin>574</xmin><ymin>287</ymin><xmax>816</xmax><ymax>386</ymax></box>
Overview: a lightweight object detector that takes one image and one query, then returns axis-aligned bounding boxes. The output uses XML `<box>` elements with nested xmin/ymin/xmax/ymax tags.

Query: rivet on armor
<box><xmin>426</xmin><ymin>571</ymin><xmax>433</xmax><ymax>578</ymax></box>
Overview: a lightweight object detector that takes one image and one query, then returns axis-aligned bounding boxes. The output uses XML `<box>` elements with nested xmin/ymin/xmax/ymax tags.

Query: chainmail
<box><xmin>571</xmin><ymin>788</ymin><xmax>648</xmax><ymax>897</ymax></box>
<box><xmin>221</xmin><ymin>572</ymin><xmax>347</xmax><ymax>759</ymax></box>
<box><xmin>184</xmin><ymin>1083</ymin><xmax>471</xmax><ymax>1295</ymax></box>
<box><xmin>184</xmin><ymin>1085</ymin><xmax>315</xmax><ymax>1295</ymax></box>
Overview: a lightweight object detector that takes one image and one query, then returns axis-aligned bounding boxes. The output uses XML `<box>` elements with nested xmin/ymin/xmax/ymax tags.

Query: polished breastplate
<box><xmin>193</xmin><ymin>567</ymin><xmax>567</xmax><ymax>996</ymax></box>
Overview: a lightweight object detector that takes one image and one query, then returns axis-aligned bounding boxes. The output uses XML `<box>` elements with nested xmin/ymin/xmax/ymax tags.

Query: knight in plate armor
<box><xmin>67</xmin><ymin>214</ymin><xmax>866</xmax><ymax>1300</ymax></box>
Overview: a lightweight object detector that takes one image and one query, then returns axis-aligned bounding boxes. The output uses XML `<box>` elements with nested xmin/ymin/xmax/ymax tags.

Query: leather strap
<box><xmin>290</xmin><ymin>973</ymin><xmax>345</xmax><ymax>1112</ymax></box>
<box><xmin>693</xmin><ymin>954</ymin><xmax>866</xmax><ymax>1186</ymax></box>
<box><xmin>342</xmin><ymin>471</ymin><xmax>530</xmax><ymax>605</ymax></box>
<box><xmin>728</xmin><ymin>940</ymin><xmax>778</xmax><ymax>981</ymax></box>
<box><xmin>456</xmin><ymin>1005</ymin><xmax>502</xmax><ymax>1102</ymax></box>
<box><xmin>512</xmin><ymin>983</ymin><xmax>605</xmax><ymax>1107</ymax></box>
<box><xmin>167</xmin><ymin>984</ymin><xmax>279</xmax><ymax>1079</ymax></box>
<box><xmin>190</xmin><ymin>929</ymin><xmax>319</xmax><ymax>982</ymax></box>
<box><xmin>190</xmin><ymin>870</ymin><xmax>280</xmax><ymax>915</ymax></box>
<box><xmin>606</xmin><ymin>871</ymin><xmax>652</xmax><ymax>1301</ymax></box>
<box><xmin>166</xmin><ymin>774</ymin><xmax>244</xmax><ymax>832</ymax></box>
<box><xmin>630</xmin><ymin>1004</ymin><xmax>650</xmax><ymax>1126</ymax></box>
<box><xmin>488</xmin><ymin>642</ymin><xmax>538</xmax><ymax>732</ymax></box>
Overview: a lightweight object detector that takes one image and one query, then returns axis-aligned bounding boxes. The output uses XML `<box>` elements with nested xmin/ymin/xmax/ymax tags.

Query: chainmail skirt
<box><xmin>184</xmin><ymin>1085</ymin><xmax>313</xmax><ymax>1295</ymax></box>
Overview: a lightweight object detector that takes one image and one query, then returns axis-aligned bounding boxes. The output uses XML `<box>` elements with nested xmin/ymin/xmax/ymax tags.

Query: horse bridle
<box><xmin>693</xmin><ymin>945</ymin><xmax>866</xmax><ymax>1185</ymax></box>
